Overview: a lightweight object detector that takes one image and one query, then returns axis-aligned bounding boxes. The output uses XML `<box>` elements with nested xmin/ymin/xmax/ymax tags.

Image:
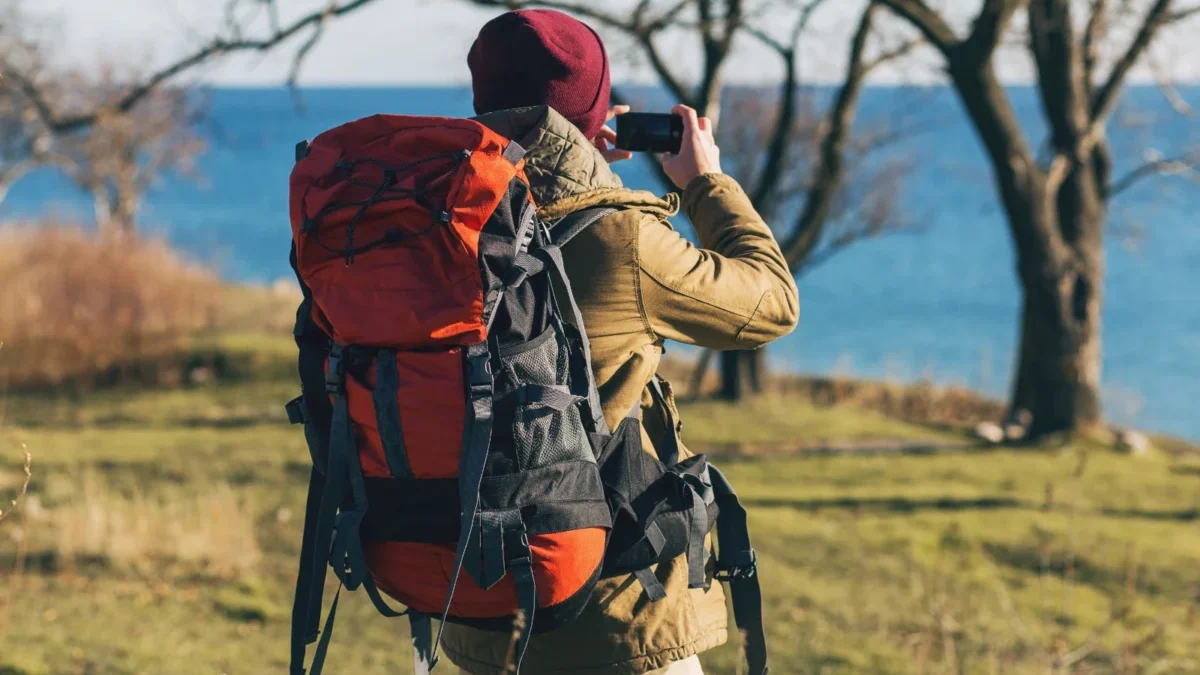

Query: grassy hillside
<box><xmin>2</xmin><ymin>333</ymin><xmax>1199</xmax><ymax>675</ymax></box>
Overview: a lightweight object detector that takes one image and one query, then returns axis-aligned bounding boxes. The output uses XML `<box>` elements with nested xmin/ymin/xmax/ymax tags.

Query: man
<box><xmin>445</xmin><ymin>9</ymin><xmax>799</xmax><ymax>675</ymax></box>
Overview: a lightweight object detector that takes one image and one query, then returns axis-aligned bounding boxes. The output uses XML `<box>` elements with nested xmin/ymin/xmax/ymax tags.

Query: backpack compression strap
<box><xmin>709</xmin><ymin>465</ymin><xmax>769</xmax><ymax>675</ymax></box>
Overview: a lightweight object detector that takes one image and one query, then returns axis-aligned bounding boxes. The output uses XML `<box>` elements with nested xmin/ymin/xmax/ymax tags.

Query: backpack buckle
<box><xmin>326</xmin><ymin>344</ymin><xmax>345</xmax><ymax>395</ymax></box>
<box><xmin>285</xmin><ymin>396</ymin><xmax>308</xmax><ymax>425</ymax></box>
<box><xmin>715</xmin><ymin>549</ymin><xmax>758</xmax><ymax>582</ymax></box>
<box><xmin>466</xmin><ymin>353</ymin><xmax>492</xmax><ymax>387</ymax></box>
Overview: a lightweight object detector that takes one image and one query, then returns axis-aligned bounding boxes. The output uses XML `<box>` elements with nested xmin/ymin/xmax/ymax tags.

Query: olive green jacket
<box><xmin>443</xmin><ymin>106</ymin><xmax>799</xmax><ymax>675</ymax></box>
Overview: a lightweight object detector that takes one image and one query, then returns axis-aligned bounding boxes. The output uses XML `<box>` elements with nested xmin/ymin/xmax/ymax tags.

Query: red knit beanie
<box><xmin>468</xmin><ymin>9</ymin><xmax>611</xmax><ymax>140</ymax></box>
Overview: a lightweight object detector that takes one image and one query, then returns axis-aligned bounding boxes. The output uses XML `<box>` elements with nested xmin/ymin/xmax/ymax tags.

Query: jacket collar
<box><xmin>474</xmin><ymin>106</ymin><xmax>678</xmax><ymax>221</ymax></box>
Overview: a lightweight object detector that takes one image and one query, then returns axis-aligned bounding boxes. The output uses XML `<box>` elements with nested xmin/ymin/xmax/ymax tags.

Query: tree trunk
<box><xmin>1009</xmin><ymin>269</ymin><xmax>1103</xmax><ymax>437</ymax></box>
<box><xmin>719</xmin><ymin>349</ymin><xmax>765</xmax><ymax>401</ymax></box>
<box><xmin>1009</xmin><ymin>167</ymin><xmax>1105</xmax><ymax>438</ymax></box>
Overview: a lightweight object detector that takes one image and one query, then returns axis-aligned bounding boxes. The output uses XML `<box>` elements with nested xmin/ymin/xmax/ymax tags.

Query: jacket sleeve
<box><xmin>637</xmin><ymin>173</ymin><xmax>799</xmax><ymax>350</ymax></box>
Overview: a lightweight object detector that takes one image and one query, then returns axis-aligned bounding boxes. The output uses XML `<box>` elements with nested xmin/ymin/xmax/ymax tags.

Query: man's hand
<box><xmin>594</xmin><ymin>105</ymin><xmax>633</xmax><ymax>164</ymax></box>
<box><xmin>661</xmin><ymin>104</ymin><xmax>722</xmax><ymax>190</ymax></box>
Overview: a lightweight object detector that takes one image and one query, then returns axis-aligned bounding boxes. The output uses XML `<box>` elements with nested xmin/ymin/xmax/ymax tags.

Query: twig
<box><xmin>1170</xmin><ymin>4</ymin><xmax>1200</xmax><ymax>22</ymax></box>
<box><xmin>1147</xmin><ymin>51</ymin><xmax>1195</xmax><ymax>117</ymax></box>
<box><xmin>10</xmin><ymin>0</ymin><xmax>386</xmax><ymax>135</ymax></box>
<box><xmin>1090</xmin><ymin>0</ymin><xmax>1173</xmax><ymax>126</ymax></box>
<box><xmin>501</xmin><ymin>609</ymin><xmax>528</xmax><ymax>675</ymax></box>
<box><xmin>780</xmin><ymin>1</ymin><xmax>878</xmax><ymax>266</ymax></box>
<box><xmin>1082</xmin><ymin>0</ymin><xmax>1108</xmax><ymax>93</ymax></box>
<box><xmin>1108</xmin><ymin>147</ymin><xmax>1200</xmax><ymax>197</ymax></box>
<box><xmin>876</xmin><ymin>0</ymin><xmax>960</xmax><ymax>56</ymax></box>
<box><xmin>286</xmin><ymin>18</ymin><xmax>329</xmax><ymax>113</ymax></box>
<box><xmin>0</xmin><ymin>444</ymin><xmax>31</xmax><ymax>524</ymax></box>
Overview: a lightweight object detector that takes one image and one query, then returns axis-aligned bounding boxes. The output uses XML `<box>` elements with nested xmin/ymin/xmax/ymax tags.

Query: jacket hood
<box><xmin>474</xmin><ymin>105</ymin><xmax>679</xmax><ymax>221</ymax></box>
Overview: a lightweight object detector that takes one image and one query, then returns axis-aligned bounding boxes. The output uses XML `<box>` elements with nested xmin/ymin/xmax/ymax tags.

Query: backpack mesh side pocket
<box><xmin>501</xmin><ymin>324</ymin><xmax>594</xmax><ymax>469</ymax></box>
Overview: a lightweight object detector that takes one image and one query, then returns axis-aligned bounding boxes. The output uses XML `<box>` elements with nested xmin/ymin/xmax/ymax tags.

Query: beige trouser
<box><xmin>457</xmin><ymin>655</ymin><xmax>704</xmax><ymax>675</ymax></box>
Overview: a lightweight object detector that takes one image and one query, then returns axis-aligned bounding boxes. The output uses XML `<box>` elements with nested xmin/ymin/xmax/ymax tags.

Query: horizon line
<box><xmin>201</xmin><ymin>81</ymin><xmax>1200</xmax><ymax>90</ymax></box>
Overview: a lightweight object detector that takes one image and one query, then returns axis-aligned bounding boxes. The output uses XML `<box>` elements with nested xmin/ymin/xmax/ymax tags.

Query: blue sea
<box><xmin>4</xmin><ymin>86</ymin><xmax>1198</xmax><ymax>439</ymax></box>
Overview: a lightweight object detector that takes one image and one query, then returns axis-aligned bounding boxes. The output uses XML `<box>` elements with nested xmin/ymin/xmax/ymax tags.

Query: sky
<box><xmin>25</xmin><ymin>0</ymin><xmax>1200</xmax><ymax>87</ymax></box>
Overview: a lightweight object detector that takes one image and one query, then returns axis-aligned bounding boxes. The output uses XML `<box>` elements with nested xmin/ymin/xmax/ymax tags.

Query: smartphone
<box><xmin>615</xmin><ymin>113</ymin><xmax>684</xmax><ymax>154</ymax></box>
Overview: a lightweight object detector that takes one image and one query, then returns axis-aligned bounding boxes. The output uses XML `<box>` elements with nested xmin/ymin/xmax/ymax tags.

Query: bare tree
<box><xmin>877</xmin><ymin>0</ymin><xmax>1200</xmax><ymax>437</ymax></box>
<box><xmin>0</xmin><ymin>5</ymin><xmax>207</xmax><ymax>234</ymax></box>
<box><xmin>56</xmin><ymin>80</ymin><xmax>206</xmax><ymax>234</ymax></box>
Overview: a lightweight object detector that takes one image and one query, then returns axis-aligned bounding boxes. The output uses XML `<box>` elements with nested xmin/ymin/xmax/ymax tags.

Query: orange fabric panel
<box><xmin>364</xmin><ymin>528</ymin><xmax>607</xmax><ymax>617</ymax></box>
<box><xmin>289</xmin><ymin>115</ymin><xmax>523</xmax><ymax>349</ymax></box>
<box><xmin>340</xmin><ymin>348</ymin><xmax>466</xmax><ymax>480</ymax></box>
<box><xmin>394</xmin><ymin>348</ymin><xmax>466</xmax><ymax>479</ymax></box>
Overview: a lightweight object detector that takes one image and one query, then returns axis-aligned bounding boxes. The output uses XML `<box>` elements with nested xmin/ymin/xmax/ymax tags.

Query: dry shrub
<box><xmin>46</xmin><ymin>472</ymin><xmax>261</xmax><ymax>578</ymax></box>
<box><xmin>0</xmin><ymin>223</ymin><xmax>220</xmax><ymax>388</ymax></box>
<box><xmin>662</xmin><ymin>356</ymin><xmax>1006</xmax><ymax>430</ymax></box>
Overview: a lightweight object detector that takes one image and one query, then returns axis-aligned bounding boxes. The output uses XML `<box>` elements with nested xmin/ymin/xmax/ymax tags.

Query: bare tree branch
<box><xmin>692</xmin><ymin>0</ymin><xmax>740</xmax><ymax>122</ymax></box>
<box><xmin>792</xmin><ymin>229</ymin><xmax>867</xmax><ymax>277</ymax></box>
<box><xmin>745</xmin><ymin>0</ymin><xmax>831</xmax><ymax>209</ymax></box>
<box><xmin>1082</xmin><ymin>0</ymin><xmax>1108</xmax><ymax>96</ymax></box>
<box><xmin>781</xmin><ymin>1</ymin><xmax>877</xmax><ymax>266</ymax></box>
<box><xmin>1147</xmin><ymin>51</ymin><xmax>1195</xmax><ymax>116</ymax></box>
<box><xmin>1029</xmin><ymin>0</ymin><xmax>1090</xmax><ymax>158</ymax></box>
<box><xmin>264</xmin><ymin>0</ymin><xmax>282</xmax><ymax>35</ymax></box>
<box><xmin>1108</xmin><ymin>146</ymin><xmax>1200</xmax><ymax>196</ymax></box>
<box><xmin>742</xmin><ymin>0</ymin><xmax>828</xmax><ymax>54</ymax></box>
<box><xmin>287</xmin><ymin>20</ymin><xmax>327</xmax><ymax>112</ymax></box>
<box><xmin>865</xmin><ymin>36</ymin><xmax>923</xmax><ymax>70</ymax></box>
<box><xmin>1090</xmin><ymin>0</ymin><xmax>1173</xmax><ymax>126</ymax></box>
<box><xmin>7</xmin><ymin>0</ymin><xmax>386</xmax><ymax>135</ymax></box>
<box><xmin>876</xmin><ymin>0</ymin><xmax>960</xmax><ymax>55</ymax></box>
<box><xmin>1169</xmin><ymin>3</ymin><xmax>1200</xmax><ymax>21</ymax></box>
<box><xmin>641</xmin><ymin>33</ymin><xmax>695</xmax><ymax>109</ymax></box>
<box><xmin>962</xmin><ymin>0</ymin><xmax>1028</xmax><ymax>62</ymax></box>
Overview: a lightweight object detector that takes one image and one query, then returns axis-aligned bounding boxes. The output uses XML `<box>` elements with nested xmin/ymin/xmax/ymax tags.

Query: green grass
<box><xmin>2</xmin><ymin>335</ymin><xmax>1199</xmax><ymax>674</ymax></box>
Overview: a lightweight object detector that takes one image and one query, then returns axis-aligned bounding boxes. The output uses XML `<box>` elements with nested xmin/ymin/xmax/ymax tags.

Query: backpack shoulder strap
<box><xmin>549</xmin><ymin>206</ymin><xmax>620</xmax><ymax>248</ymax></box>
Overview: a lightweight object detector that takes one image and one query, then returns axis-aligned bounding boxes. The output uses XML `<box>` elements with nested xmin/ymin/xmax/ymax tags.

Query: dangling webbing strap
<box><xmin>289</xmin><ymin>467</ymin><xmax>325</xmax><ymax>675</ymax></box>
<box><xmin>679</xmin><ymin>462</ymin><xmax>715</xmax><ymax>590</ymax></box>
<box><xmin>429</xmin><ymin>340</ymin><xmax>495</xmax><ymax>669</ymax></box>
<box><xmin>493</xmin><ymin>509</ymin><xmax>539</xmax><ymax>670</ymax></box>
<box><xmin>709</xmin><ymin>465</ymin><xmax>769</xmax><ymax>675</ymax></box>
<box><xmin>630</xmin><ymin>520</ymin><xmax>668</xmax><ymax>602</ymax></box>
<box><xmin>410</xmin><ymin>613</ymin><xmax>434</xmax><ymax>675</ymax></box>
<box><xmin>291</xmin><ymin>345</ymin><xmax>406</xmax><ymax>675</ymax></box>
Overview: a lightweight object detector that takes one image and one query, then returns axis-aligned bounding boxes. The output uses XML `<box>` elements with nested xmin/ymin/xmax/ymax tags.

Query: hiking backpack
<box><xmin>284</xmin><ymin>114</ymin><xmax>769</xmax><ymax>675</ymax></box>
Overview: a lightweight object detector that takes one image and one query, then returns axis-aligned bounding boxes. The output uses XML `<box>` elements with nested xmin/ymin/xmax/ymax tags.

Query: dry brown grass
<box><xmin>39</xmin><ymin>471</ymin><xmax>261</xmax><ymax>578</ymax></box>
<box><xmin>0</xmin><ymin>223</ymin><xmax>222</xmax><ymax>389</ymax></box>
